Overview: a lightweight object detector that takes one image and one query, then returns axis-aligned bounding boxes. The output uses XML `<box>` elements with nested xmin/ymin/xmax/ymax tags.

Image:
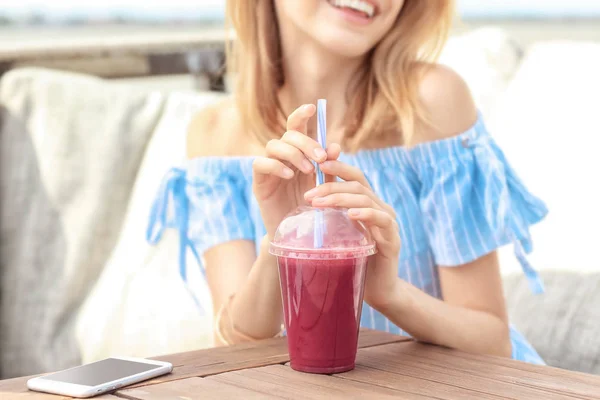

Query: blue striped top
<box><xmin>147</xmin><ymin>112</ymin><xmax>548</xmax><ymax>364</ymax></box>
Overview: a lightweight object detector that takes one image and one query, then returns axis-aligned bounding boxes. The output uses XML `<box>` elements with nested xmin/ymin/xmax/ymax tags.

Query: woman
<box><xmin>148</xmin><ymin>0</ymin><xmax>547</xmax><ymax>363</ymax></box>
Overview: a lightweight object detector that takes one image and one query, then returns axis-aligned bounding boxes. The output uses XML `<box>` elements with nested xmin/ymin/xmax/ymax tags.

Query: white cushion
<box><xmin>75</xmin><ymin>91</ymin><xmax>222</xmax><ymax>363</ymax></box>
<box><xmin>441</xmin><ymin>27</ymin><xmax>523</xmax><ymax>119</ymax></box>
<box><xmin>489</xmin><ymin>41</ymin><xmax>600</xmax><ymax>275</ymax></box>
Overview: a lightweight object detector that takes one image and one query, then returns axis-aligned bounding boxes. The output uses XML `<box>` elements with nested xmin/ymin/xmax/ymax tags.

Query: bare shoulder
<box><xmin>186</xmin><ymin>97</ymin><xmax>263</xmax><ymax>158</ymax></box>
<box><xmin>412</xmin><ymin>64</ymin><xmax>478</xmax><ymax>145</ymax></box>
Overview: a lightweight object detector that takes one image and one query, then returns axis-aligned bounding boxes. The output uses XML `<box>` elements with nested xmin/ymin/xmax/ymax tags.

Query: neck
<box><xmin>277</xmin><ymin>32</ymin><xmax>365</xmax><ymax>142</ymax></box>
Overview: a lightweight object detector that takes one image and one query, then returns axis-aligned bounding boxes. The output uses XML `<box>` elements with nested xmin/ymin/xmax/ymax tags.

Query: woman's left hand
<box><xmin>303</xmin><ymin>159</ymin><xmax>401</xmax><ymax>309</ymax></box>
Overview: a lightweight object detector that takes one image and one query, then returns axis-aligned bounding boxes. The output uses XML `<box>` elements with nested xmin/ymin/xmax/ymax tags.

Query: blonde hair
<box><xmin>226</xmin><ymin>0</ymin><xmax>456</xmax><ymax>150</ymax></box>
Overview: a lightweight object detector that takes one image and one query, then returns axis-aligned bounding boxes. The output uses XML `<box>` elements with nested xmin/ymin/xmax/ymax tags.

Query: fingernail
<box><xmin>301</xmin><ymin>159</ymin><xmax>313</xmax><ymax>172</ymax></box>
<box><xmin>320</xmin><ymin>161</ymin><xmax>332</xmax><ymax>168</ymax></box>
<box><xmin>349</xmin><ymin>209</ymin><xmax>360</xmax><ymax>216</ymax></box>
<box><xmin>304</xmin><ymin>188</ymin><xmax>317</xmax><ymax>199</ymax></box>
<box><xmin>303</xmin><ymin>104</ymin><xmax>313</xmax><ymax>112</ymax></box>
<box><xmin>314</xmin><ymin>148</ymin><xmax>327</xmax><ymax>160</ymax></box>
<box><xmin>313</xmin><ymin>197</ymin><xmax>326</xmax><ymax>205</ymax></box>
<box><xmin>282</xmin><ymin>168</ymin><xmax>294</xmax><ymax>178</ymax></box>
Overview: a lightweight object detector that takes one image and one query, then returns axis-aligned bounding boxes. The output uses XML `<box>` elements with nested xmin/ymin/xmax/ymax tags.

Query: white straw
<box><xmin>314</xmin><ymin>99</ymin><xmax>327</xmax><ymax>248</ymax></box>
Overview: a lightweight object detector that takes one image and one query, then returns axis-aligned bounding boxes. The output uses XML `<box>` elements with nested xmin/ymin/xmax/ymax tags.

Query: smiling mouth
<box><xmin>327</xmin><ymin>0</ymin><xmax>377</xmax><ymax>19</ymax></box>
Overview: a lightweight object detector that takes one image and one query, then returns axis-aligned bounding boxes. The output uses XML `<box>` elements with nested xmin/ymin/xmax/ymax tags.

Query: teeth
<box><xmin>330</xmin><ymin>0</ymin><xmax>375</xmax><ymax>18</ymax></box>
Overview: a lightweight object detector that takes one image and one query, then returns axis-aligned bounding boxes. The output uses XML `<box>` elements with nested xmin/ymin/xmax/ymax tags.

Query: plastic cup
<box><xmin>270</xmin><ymin>206</ymin><xmax>376</xmax><ymax>374</ymax></box>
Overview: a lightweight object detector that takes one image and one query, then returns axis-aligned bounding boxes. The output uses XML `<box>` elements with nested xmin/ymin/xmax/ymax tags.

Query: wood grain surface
<box><xmin>3</xmin><ymin>330</ymin><xmax>600</xmax><ymax>399</ymax></box>
<box><xmin>0</xmin><ymin>329</ymin><xmax>407</xmax><ymax>398</ymax></box>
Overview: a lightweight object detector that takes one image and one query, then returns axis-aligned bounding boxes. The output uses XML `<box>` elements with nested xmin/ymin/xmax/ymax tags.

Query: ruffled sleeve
<box><xmin>410</xmin><ymin>113</ymin><xmax>548</xmax><ymax>293</ymax></box>
<box><xmin>185</xmin><ymin>158</ymin><xmax>255</xmax><ymax>255</ymax></box>
<box><xmin>146</xmin><ymin>158</ymin><xmax>255</xmax><ymax>304</ymax></box>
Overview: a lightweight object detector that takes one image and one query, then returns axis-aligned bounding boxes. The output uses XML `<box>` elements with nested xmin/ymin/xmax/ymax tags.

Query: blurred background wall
<box><xmin>2</xmin><ymin>0</ymin><xmax>600</xmax><ymax>88</ymax></box>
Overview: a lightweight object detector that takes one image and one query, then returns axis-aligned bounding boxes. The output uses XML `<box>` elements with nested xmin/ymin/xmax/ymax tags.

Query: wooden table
<box><xmin>2</xmin><ymin>329</ymin><xmax>600</xmax><ymax>399</ymax></box>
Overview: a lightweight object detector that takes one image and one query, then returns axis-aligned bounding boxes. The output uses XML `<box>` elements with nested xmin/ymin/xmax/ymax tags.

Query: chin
<box><xmin>312</xmin><ymin>23</ymin><xmax>377</xmax><ymax>58</ymax></box>
<box><xmin>311</xmin><ymin>0</ymin><xmax>400</xmax><ymax>58</ymax></box>
<box><xmin>276</xmin><ymin>0</ymin><xmax>401</xmax><ymax>59</ymax></box>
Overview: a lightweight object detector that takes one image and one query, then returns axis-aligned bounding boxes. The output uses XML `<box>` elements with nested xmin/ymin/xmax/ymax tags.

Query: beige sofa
<box><xmin>1</xmin><ymin>29</ymin><xmax>599</xmax><ymax>378</ymax></box>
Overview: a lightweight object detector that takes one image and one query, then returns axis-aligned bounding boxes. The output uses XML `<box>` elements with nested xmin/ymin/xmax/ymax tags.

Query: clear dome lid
<box><xmin>269</xmin><ymin>206</ymin><xmax>376</xmax><ymax>260</ymax></box>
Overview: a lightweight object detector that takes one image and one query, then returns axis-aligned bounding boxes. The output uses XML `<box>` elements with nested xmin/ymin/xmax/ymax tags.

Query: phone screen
<box><xmin>41</xmin><ymin>358</ymin><xmax>161</xmax><ymax>386</ymax></box>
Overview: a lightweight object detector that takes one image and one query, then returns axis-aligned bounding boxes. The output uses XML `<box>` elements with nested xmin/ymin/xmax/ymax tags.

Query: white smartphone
<box><xmin>27</xmin><ymin>356</ymin><xmax>173</xmax><ymax>398</ymax></box>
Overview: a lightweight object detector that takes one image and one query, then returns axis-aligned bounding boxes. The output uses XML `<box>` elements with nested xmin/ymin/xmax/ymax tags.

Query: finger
<box><xmin>281</xmin><ymin>130</ymin><xmax>327</xmax><ymax>163</ymax></box>
<box><xmin>319</xmin><ymin>160</ymin><xmax>371</xmax><ymax>188</ymax></box>
<box><xmin>369</xmin><ymin>226</ymin><xmax>386</xmax><ymax>246</ymax></box>
<box><xmin>266</xmin><ymin>139</ymin><xmax>314</xmax><ymax>174</ymax></box>
<box><xmin>252</xmin><ymin>157</ymin><xmax>294</xmax><ymax>180</ymax></box>
<box><xmin>286</xmin><ymin>104</ymin><xmax>316</xmax><ymax>134</ymax></box>
<box><xmin>305</xmin><ymin>181</ymin><xmax>367</xmax><ymax>199</ymax></box>
<box><xmin>326</xmin><ymin>143</ymin><xmax>341</xmax><ymax>161</ymax></box>
<box><xmin>312</xmin><ymin>193</ymin><xmax>376</xmax><ymax>209</ymax></box>
<box><xmin>348</xmin><ymin>208</ymin><xmax>397</xmax><ymax>236</ymax></box>
<box><xmin>323</xmin><ymin>143</ymin><xmax>342</xmax><ymax>183</ymax></box>
<box><xmin>304</xmin><ymin>181</ymin><xmax>390</xmax><ymax>211</ymax></box>
<box><xmin>317</xmin><ymin>161</ymin><xmax>400</xmax><ymax>215</ymax></box>
<box><xmin>349</xmin><ymin>208</ymin><xmax>400</xmax><ymax>248</ymax></box>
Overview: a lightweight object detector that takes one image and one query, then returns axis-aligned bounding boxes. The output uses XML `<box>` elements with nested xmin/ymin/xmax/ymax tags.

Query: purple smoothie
<box><xmin>270</xmin><ymin>207</ymin><xmax>375</xmax><ymax>374</ymax></box>
<box><xmin>277</xmin><ymin>255</ymin><xmax>367</xmax><ymax>373</ymax></box>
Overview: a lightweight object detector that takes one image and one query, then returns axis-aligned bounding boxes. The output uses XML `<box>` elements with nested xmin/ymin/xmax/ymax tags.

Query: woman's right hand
<box><xmin>252</xmin><ymin>104</ymin><xmax>340</xmax><ymax>239</ymax></box>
